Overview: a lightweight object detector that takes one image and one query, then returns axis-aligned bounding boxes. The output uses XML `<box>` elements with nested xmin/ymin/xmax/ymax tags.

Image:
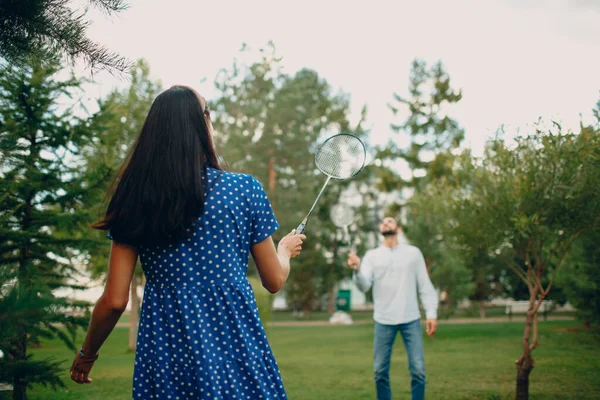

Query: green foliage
<box><xmin>385</xmin><ymin>59</ymin><xmax>464</xmax><ymax>191</ymax></box>
<box><xmin>0</xmin><ymin>271</ymin><xmax>88</xmax><ymax>391</ymax></box>
<box><xmin>444</xmin><ymin>125</ymin><xmax>600</xmax><ymax>283</ymax></box>
<box><xmin>0</xmin><ymin>0</ymin><xmax>131</xmax><ymax>74</ymax></box>
<box><xmin>404</xmin><ymin>191</ymin><xmax>474</xmax><ymax>316</ymax></box>
<box><xmin>555</xmin><ymin>102</ymin><xmax>600</xmax><ymax>324</ymax></box>
<box><xmin>0</xmin><ymin>356</ymin><xmax>66</xmax><ymax>392</ymax></box>
<box><xmin>557</xmin><ymin>223</ymin><xmax>600</xmax><ymax>325</ymax></box>
<box><xmin>0</xmin><ymin>55</ymin><xmax>110</xmax><ymax>395</ymax></box>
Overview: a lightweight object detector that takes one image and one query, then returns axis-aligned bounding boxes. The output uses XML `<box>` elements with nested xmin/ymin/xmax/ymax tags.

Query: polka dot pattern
<box><xmin>124</xmin><ymin>167</ymin><xmax>284</xmax><ymax>399</ymax></box>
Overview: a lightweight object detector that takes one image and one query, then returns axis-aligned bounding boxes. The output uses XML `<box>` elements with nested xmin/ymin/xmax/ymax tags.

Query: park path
<box><xmin>113</xmin><ymin>315</ymin><xmax>575</xmax><ymax>328</ymax></box>
<box><xmin>267</xmin><ymin>315</ymin><xmax>575</xmax><ymax>327</ymax></box>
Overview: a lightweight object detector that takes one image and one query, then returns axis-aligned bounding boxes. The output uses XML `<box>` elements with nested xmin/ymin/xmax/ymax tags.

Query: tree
<box><xmin>0</xmin><ymin>0</ymin><xmax>131</xmax><ymax>74</ymax></box>
<box><xmin>379</xmin><ymin>59</ymin><xmax>473</xmax><ymax>313</ymax></box>
<box><xmin>84</xmin><ymin>59</ymin><xmax>162</xmax><ymax>350</ymax></box>
<box><xmin>385</xmin><ymin>59</ymin><xmax>464</xmax><ymax>191</ymax></box>
<box><xmin>402</xmin><ymin>192</ymin><xmax>474</xmax><ymax>318</ymax></box>
<box><xmin>433</xmin><ymin>124</ymin><xmax>600</xmax><ymax>400</ymax></box>
<box><xmin>0</xmin><ymin>56</ymin><xmax>112</xmax><ymax>399</ymax></box>
<box><xmin>465</xmin><ymin>250</ymin><xmax>505</xmax><ymax>318</ymax></box>
<box><xmin>211</xmin><ymin>43</ymin><xmax>362</xmax><ymax>317</ymax></box>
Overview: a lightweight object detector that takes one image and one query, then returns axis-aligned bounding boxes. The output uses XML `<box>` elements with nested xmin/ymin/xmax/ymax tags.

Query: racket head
<box><xmin>315</xmin><ymin>133</ymin><xmax>366</xmax><ymax>180</ymax></box>
<box><xmin>330</xmin><ymin>203</ymin><xmax>355</xmax><ymax>227</ymax></box>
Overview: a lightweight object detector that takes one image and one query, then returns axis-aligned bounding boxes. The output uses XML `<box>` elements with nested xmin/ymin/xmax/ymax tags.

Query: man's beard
<box><xmin>381</xmin><ymin>230</ymin><xmax>397</xmax><ymax>237</ymax></box>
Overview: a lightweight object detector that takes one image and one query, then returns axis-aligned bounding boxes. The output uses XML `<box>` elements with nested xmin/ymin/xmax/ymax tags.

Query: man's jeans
<box><xmin>373</xmin><ymin>319</ymin><xmax>426</xmax><ymax>400</ymax></box>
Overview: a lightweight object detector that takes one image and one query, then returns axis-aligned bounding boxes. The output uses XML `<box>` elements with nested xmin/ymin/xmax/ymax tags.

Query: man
<box><xmin>348</xmin><ymin>216</ymin><xmax>438</xmax><ymax>400</ymax></box>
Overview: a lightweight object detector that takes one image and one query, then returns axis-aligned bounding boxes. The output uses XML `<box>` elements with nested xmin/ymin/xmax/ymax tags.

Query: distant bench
<box><xmin>505</xmin><ymin>300</ymin><xmax>555</xmax><ymax>320</ymax></box>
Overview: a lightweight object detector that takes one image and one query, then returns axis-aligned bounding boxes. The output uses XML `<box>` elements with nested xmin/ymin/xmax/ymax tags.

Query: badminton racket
<box><xmin>331</xmin><ymin>202</ymin><xmax>359</xmax><ymax>272</ymax></box>
<box><xmin>296</xmin><ymin>133</ymin><xmax>366</xmax><ymax>235</ymax></box>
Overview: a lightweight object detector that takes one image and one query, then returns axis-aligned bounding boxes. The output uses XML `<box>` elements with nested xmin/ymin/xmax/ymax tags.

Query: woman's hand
<box><xmin>69</xmin><ymin>349</ymin><xmax>98</xmax><ymax>384</ymax></box>
<box><xmin>277</xmin><ymin>229</ymin><xmax>306</xmax><ymax>259</ymax></box>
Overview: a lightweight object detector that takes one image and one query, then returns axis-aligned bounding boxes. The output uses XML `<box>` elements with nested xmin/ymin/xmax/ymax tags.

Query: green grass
<box><xmin>17</xmin><ymin>320</ymin><xmax>600</xmax><ymax>399</ymax></box>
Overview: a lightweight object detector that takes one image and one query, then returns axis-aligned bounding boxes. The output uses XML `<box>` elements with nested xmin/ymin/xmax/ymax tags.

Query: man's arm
<box><xmin>415</xmin><ymin>249</ymin><xmax>438</xmax><ymax>320</ymax></box>
<box><xmin>352</xmin><ymin>251</ymin><xmax>374</xmax><ymax>293</ymax></box>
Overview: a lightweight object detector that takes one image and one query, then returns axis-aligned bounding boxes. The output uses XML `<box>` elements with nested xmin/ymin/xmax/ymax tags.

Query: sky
<box><xmin>76</xmin><ymin>0</ymin><xmax>600</xmax><ymax>156</ymax></box>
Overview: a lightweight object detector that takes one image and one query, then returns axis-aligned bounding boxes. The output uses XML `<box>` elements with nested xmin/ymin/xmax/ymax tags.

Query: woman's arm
<box><xmin>70</xmin><ymin>241</ymin><xmax>138</xmax><ymax>384</ymax></box>
<box><xmin>251</xmin><ymin>229</ymin><xmax>305</xmax><ymax>294</ymax></box>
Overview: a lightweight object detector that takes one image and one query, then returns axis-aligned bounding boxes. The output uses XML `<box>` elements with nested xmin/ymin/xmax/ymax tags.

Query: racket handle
<box><xmin>295</xmin><ymin>222</ymin><xmax>306</xmax><ymax>235</ymax></box>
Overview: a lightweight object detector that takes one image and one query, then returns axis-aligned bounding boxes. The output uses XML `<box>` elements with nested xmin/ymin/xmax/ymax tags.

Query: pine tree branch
<box><xmin>88</xmin><ymin>0</ymin><xmax>129</xmax><ymax>14</ymax></box>
<box><xmin>0</xmin><ymin>0</ymin><xmax>132</xmax><ymax>74</ymax></box>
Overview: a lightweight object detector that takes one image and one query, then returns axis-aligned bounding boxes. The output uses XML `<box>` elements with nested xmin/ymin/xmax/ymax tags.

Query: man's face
<box><xmin>379</xmin><ymin>217</ymin><xmax>399</xmax><ymax>236</ymax></box>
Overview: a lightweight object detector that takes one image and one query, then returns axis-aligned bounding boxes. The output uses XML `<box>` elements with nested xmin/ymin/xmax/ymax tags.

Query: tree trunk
<box><xmin>303</xmin><ymin>303</ymin><xmax>311</xmax><ymax>320</ymax></box>
<box><xmin>328</xmin><ymin>241</ymin><xmax>339</xmax><ymax>315</ymax></box>
<box><xmin>12</xmin><ymin>384</ymin><xmax>26</xmax><ymax>400</ymax></box>
<box><xmin>327</xmin><ymin>285</ymin><xmax>335</xmax><ymax>315</ymax></box>
<box><xmin>268</xmin><ymin>156</ymin><xmax>276</xmax><ymax>191</ymax></box>
<box><xmin>516</xmin><ymin>352</ymin><xmax>534</xmax><ymax>400</ymax></box>
<box><xmin>12</xmin><ymin>331</ymin><xmax>27</xmax><ymax>400</ymax></box>
<box><xmin>128</xmin><ymin>273</ymin><xmax>139</xmax><ymax>351</ymax></box>
<box><xmin>14</xmin><ymin>198</ymin><xmax>33</xmax><ymax>400</ymax></box>
<box><xmin>478</xmin><ymin>301</ymin><xmax>486</xmax><ymax>319</ymax></box>
<box><xmin>515</xmin><ymin>295</ymin><xmax>536</xmax><ymax>400</ymax></box>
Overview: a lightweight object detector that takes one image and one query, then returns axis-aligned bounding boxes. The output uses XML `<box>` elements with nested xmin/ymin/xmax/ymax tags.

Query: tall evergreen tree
<box><xmin>386</xmin><ymin>59</ymin><xmax>464</xmax><ymax>191</ymax></box>
<box><xmin>0</xmin><ymin>55</ymin><xmax>110</xmax><ymax>399</ymax></box>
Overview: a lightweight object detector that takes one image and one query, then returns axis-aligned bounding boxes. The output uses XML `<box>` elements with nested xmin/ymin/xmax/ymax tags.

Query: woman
<box><xmin>70</xmin><ymin>85</ymin><xmax>305</xmax><ymax>399</ymax></box>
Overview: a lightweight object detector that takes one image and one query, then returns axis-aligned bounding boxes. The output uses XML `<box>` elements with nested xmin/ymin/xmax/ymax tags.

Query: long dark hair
<box><xmin>92</xmin><ymin>85</ymin><xmax>222</xmax><ymax>246</ymax></box>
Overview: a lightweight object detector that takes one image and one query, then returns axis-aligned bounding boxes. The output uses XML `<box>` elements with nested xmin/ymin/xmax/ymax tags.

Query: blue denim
<box><xmin>373</xmin><ymin>319</ymin><xmax>426</xmax><ymax>400</ymax></box>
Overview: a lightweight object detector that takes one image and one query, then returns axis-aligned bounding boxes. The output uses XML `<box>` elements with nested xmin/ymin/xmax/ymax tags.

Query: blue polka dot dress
<box><xmin>123</xmin><ymin>167</ymin><xmax>286</xmax><ymax>399</ymax></box>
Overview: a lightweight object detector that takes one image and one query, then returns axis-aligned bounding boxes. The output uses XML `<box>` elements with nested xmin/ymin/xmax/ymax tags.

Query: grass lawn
<box><xmin>15</xmin><ymin>320</ymin><xmax>599</xmax><ymax>399</ymax></box>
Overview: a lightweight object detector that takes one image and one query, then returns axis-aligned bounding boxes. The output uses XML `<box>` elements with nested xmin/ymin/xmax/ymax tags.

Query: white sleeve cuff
<box><xmin>425</xmin><ymin>310</ymin><xmax>437</xmax><ymax>320</ymax></box>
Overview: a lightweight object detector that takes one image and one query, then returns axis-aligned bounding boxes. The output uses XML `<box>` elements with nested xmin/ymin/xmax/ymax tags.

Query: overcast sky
<box><xmin>76</xmin><ymin>0</ymin><xmax>600</xmax><ymax>155</ymax></box>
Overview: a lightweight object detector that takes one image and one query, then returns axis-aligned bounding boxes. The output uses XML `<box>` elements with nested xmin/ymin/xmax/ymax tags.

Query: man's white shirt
<box><xmin>353</xmin><ymin>243</ymin><xmax>438</xmax><ymax>325</ymax></box>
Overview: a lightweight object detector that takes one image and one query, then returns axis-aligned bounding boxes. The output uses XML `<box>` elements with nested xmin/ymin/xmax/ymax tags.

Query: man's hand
<box><xmin>347</xmin><ymin>253</ymin><xmax>360</xmax><ymax>271</ymax></box>
<box><xmin>426</xmin><ymin>318</ymin><xmax>437</xmax><ymax>336</ymax></box>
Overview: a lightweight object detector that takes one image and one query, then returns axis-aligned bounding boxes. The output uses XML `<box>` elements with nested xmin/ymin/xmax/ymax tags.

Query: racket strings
<box><xmin>331</xmin><ymin>203</ymin><xmax>355</xmax><ymax>227</ymax></box>
<box><xmin>315</xmin><ymin>135</ymin><xmax>365</xmax><ymax>179</ymax></box>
